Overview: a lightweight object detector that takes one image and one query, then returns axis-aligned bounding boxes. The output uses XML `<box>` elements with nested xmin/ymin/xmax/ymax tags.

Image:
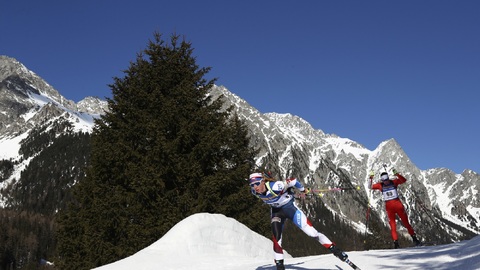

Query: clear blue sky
<box><xmin>1</xmin><ymin>1</ymin><xmax>479</xmax><ymax>174</ymax></box>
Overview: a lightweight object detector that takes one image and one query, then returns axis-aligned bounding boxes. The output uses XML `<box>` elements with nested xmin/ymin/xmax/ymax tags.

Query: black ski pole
<box><xmin>364</xmin><ymin>170</ymin><xmax>374</xmax><ymax>250</ymax></box>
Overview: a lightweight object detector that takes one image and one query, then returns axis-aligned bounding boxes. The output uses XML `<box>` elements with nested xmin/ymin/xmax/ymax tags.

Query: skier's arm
<box><xmin>270</xmin><ymin>181</ymin><xmax>287</xmax><ymax>195</ymax></box>
<box><xmin>371</xmin><ymin>182</ymin><xmax>382</xmax><ymax>190</ymax></box>
<box><xmin>285</xmin><ymin>177</ymin><xmax>305</xmax><ymax>191</ymax></box>
<box><xmin>394</xmin><ymin>173</ymin><xmax>407</xmax><ymax>185</ymax></box>
<box><xmin>367</xmin><ymin>171</ymin><xmax>374</xmax><ymax>189</ymax></box>
<box><xmin>392</xmin><ymin>168</ymin><xmax>407</xmax><ymax>185</ymax></box>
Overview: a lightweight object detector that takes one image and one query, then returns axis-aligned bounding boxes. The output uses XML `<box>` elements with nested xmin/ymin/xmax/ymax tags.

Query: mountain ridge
<box><xmin>0</xmin><ymin>56</ymin><xmax>478</xmax><ymax>248</ymax></box>
<box><xmin>209</xmin><ymin>84</ymin><xmax>479</xmax><ymax>238</ymax></box>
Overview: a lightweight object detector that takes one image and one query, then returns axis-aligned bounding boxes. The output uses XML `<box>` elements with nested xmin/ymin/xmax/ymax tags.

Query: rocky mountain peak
<box><xmin>77</xmin><ymin>96</ymin><xmax>109</xmax><ymax>114</ymax></box>
<box><xmin>0</xmin><ymin>56</ymin><xmax>107</xmax><ymax>138</ymax></box>
<box><xmin>0</xmin><ymin>55</ymin><xmax>76</xmax><ymax>111</ymax></box>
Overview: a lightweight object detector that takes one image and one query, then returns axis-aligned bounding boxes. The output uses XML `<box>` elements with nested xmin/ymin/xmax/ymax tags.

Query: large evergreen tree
<box><xmin>56</xmin><ymin>32</ymin><xmax>269</xmax><ymax>269</ymax></box>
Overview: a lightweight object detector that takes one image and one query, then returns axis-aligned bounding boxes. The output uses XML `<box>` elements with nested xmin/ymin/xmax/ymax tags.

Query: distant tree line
<box><xmin>10</xmin><ymin>130</ymin><xmax>91</xmax><ymax>214</ymax></box>
<box><xmin>0</xmin><ymin>159</ymin><xmax>15</xmax><ymax>183</ymax></box>
<box><xmin>0</xmin><ymin>127</ymin><xmax>89</xmax><ymax>269</ymax></box>
<box><xmin>0</xmin><ymin>209</ymin><xmax>55</xmax><ymax>270</ymax></box>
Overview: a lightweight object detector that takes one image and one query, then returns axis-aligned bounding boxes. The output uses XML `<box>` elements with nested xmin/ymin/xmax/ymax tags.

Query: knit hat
<box><xmin>248</xmin><ymin>173</ymin><xmax>263</xmax><ymax>184</ymax></box>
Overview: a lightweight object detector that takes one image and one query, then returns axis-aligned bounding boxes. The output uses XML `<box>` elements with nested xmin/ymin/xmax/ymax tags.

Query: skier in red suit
<box><xmin>370</xmin><ymin>169</ymin><xmax>421</xmax><ymax>248</ymax></box>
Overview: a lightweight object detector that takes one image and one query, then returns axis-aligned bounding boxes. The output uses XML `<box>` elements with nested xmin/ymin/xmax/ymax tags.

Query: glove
<box><xmin>369</xmin><ymin>170</ymin><xmax>374</xmax><ymax>179</ymax></box>
<box><xmin>392</xmin><ymin>168</ymin><xmax>398</xmax><ymax>175</ymax></box>
<box><xmin>304</xmin><ymin>188</ymin><xmax>311</xmax><ymax>195</ymax></box>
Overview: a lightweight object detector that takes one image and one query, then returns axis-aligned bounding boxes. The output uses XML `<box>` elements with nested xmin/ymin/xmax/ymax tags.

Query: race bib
<box><xmin>382</xmin><ymin>186</ymin><xmax>399</xmax><ymax>201</ymax></box>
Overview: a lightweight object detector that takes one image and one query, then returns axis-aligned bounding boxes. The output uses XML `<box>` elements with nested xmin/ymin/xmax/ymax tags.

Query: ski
<box><xmin>345</xmin><ymin>258</ymin><xmax>362</xmax><ymax>270</ymax></box>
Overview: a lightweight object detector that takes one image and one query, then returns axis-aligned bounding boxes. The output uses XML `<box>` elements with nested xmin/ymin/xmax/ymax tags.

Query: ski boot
<box><xmin>329</xmin><ymin>244</ymin><xmax>348</xmax><ymax>262</ymax></box>
<box><xmin>393</xmin><ymin>240</ymin><xmax>400</xmax><ymax>249</ymax></box>
<box><xmin>412</xmin><ymin>234</ymin><xmax>422</xmax><ymax>246</ymax></box>
<box><xmin>274</xmin><ymin>259</ymin><xmax>285</xmax><ymax>270</ymax></box>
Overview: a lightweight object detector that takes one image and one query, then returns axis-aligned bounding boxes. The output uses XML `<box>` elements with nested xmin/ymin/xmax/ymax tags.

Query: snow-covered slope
<box><xmin>94</xmin><ymin>213</ymin><xmax>480</xmax><ymax>270</ymax></box>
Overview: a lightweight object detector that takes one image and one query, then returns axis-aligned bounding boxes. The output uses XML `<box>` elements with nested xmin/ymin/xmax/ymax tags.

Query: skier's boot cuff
<box><xmin>412</xmin><ymin>234</ymin><xmax>421</xmax><ymax>246</ymax></box>
<box><xmin>275</xmin><ymin>259</ymin><xmax>285</xmax><ymax>270</ymax></box>
<box><xmin>329</xmin><ymin>244</ymin><xmax>348</xmax><ymax>262</ymax></box>
<box><xmin>394</xmin><ymin>240</ymin><xmax>400</xmax><ymax>249</ymax></box>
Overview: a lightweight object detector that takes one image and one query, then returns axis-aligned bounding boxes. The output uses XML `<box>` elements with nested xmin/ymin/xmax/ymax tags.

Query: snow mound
<box><xmin>146</xmin><ymin>212</ymin><xmax>278</xmax><ymax>258</ymax></box>
<box><xmin>95</xmin><ymin>213</ymin><xmax>290</xmax><ymax>270</ymax></box>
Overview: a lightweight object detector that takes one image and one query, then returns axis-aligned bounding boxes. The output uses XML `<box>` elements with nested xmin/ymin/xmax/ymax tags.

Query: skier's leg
<box><xmin>289</xmin><ymin>207</ymin><xmax>331</xmax><ymax>246</ymax></box>
<box><xmin>271</xmin><ymin>209</ymin><xmax>286</xmax><ymax>262</ymax></box>
<box><xmin>397</xmin><ymin>205</ymin><xmax>415</xmax><ymax>235</ymax></box>
<box><xmin>386</xmin><ymin>207</ymin><xmax>398</xmax><ymax>241</ymax></box>
<box><xmin>290</xmin><ymin>208</ymin><xmax>348</xmax><ymax>261</ymax></box>
<box><xmin>397</xmin><ymin>205</ymin><xmax>421</xmax><ymax>245</ymax></box>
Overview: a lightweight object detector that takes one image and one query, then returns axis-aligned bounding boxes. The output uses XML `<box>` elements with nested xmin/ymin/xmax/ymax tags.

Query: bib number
<box><xmin>382</xmin><ymin>188</ymin><xmax>398</xmax><ymax>201</ymax></box>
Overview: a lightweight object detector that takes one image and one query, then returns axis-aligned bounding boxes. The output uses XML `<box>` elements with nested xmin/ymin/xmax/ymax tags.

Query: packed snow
<box><xmin>94</xmin><ymin>213</ymin><xmax>480</xmax><ymax>270</ymax></box>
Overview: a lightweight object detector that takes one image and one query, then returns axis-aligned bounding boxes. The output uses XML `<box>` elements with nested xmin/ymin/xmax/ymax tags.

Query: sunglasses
<box><xmin>249</xmin><ymin>181</ymin><xmax>262</xmax><ymax>188</ymax></box>
<box><xmin>381</xmin><ymin>174</ymin><xmax>389</xmax><ymax>181</ymax></box>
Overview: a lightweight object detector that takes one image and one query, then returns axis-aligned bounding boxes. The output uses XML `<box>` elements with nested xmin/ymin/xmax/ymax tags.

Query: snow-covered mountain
<box><xmin>0</xmin><ymin>55</ymin><xmax>107</xmax><ymax>134</ymax></box>
<box><xmin>0</xmin><ymin>56</ymin><xmax>106</xmax><ymax>152</ymax></box>
<box><xmin>0</xmin><ymin>55</ymin><xmax>107</xmax><ymax>206</ymax></box>
<box><xmin>0</xmin><ymin>56</ymin><xmax>478</xmax><ymax>244</ymax></box>
<box><xmin>210</xmin><ymin>85</ymin><xmax>479</xmax><ymax>239</ymax></box>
